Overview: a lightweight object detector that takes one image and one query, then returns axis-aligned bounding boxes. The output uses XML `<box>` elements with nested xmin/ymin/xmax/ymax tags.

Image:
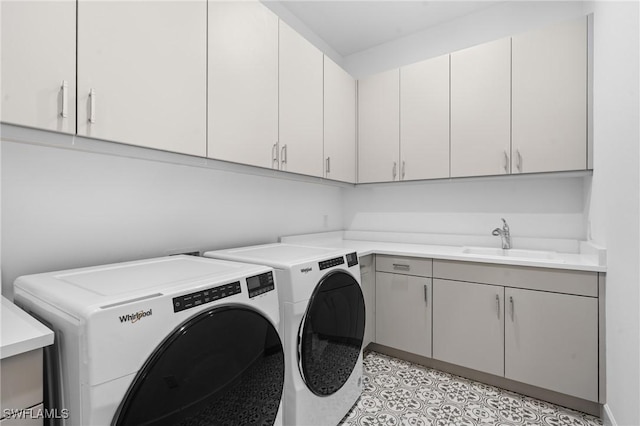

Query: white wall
<box><xmin>0</xmin><ymin>137</ymin><xmax>344</xmax><ymax>299</ymax></box>
<box><xmin>584</xmin><ymin>2</ymin><xmax>640</xmax><ymax>425</ymax></box>
<box><xmin>343</xmin><ymin>176</ymin><xmax>587</xmax><ymax>241</ymax></box>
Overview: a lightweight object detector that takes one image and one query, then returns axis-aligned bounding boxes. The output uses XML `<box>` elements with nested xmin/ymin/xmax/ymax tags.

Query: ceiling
<box><xmin>275</xmin><ymin>1</ymin><xmax>502</xmax><ymax>57</ymax></box>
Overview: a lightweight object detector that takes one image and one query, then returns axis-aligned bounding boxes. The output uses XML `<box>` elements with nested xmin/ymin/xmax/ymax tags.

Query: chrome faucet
<box><xmin>492</xmin><ymin>218</ymin><xmax>511</xmax><ymax>249</ymax></box>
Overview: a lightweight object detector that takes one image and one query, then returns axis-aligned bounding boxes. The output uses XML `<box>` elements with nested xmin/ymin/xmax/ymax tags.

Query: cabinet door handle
<box><xmin>281</xmin><ymin>144</ymin><xmax>288</xmax><ymax>166</ymax></box>
<box><xmin>272</xmin><ymin>142</ymin><xmax>278</xmax><ymax>167</ymax></box>
<box><xmin>392</xmin><ymin>162</ymin><xmax>397</xmax><ymax>180</ymax></box>
<box><xmin>326</xmin><ymin>157</ymin><xmax>331</xmax><ymax>174</ymax></box>
<box><xmin>392</xmin><ymin>263</ymin><xmax>410</xmax><ymax>271</ymax></box>
<box><xmin>60</xmin><ymin>80</ymin><xmax>68</xmax><ymax>118</ymax></box>
<box><xmin>88</xmin><ymin>89</ymin><xmax>96</xmax><ymax>124</ymax></box>
<box><xmin>424</xmin><ymin>285</ymin><xmax>428</xmax><ymax>305</ymax></box>
<box><xmin>503</xmin><ymin>150</ymin><xmax>509</xmax><ymax>173</ymax></box>
<box><xmin>496</xmin><ymin>294</ymin><xmax>500</xmax><ymax>319</ymax></box>
<box><xmin>401</xmin><ymin>161</ymin><xmax>406</xmax><ymax>180</ymax></box>
<box><xmin>516</xmin><ymin>150</ymin><xmax>523</xmax><ymax>173</ymax></box>
<box><xmin>509</xmin><ymin>296</ymin><xmax>514</xmax><ymax>321</ymax></box>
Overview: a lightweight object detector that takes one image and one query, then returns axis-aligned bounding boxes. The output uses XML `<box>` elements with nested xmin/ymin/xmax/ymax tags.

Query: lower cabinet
<box><xmin>504</xmin><ymin>287</ymin><xmax>598</xmax><ymax>402</ymax></box>
<box><xmin>0</xmin><ymin>349</ymin><xmax>44</xmax><ymax>425</ymax></box>
<box><xmin>376</xmin><ymin>272</ymin><xmax>432</xmax><ymax>358</ymax></box>
<box><xmin>372</xmin><ymin>255</ymin><xmax>601</xmax><ymax>405</ymax></box>
<box><xmin>432</xmin><ymin>279</ymin><xmax>504</xmax><ymax>376</ymax></box>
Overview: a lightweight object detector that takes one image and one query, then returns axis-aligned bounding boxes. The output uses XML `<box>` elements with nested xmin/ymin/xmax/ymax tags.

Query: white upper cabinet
<box><xmin>400</xmin><ymin>54</ymin><xmax>450</xmax><ymax>181</ymax></box>
<box><xmin>279</xmin><ymin>21</ymin><xmax>324</xmax><ymax>177</ymax></box>
<box><xmin>450</xmin><ymin>37</ymin><xmax>511</xmax><ymax>178</ymax></box>
<box><xmin>1</xmin><ymin>1</ymin><xmax>76</xmax><ymax>133</ymax></box>
<box><xmin>358</xmin><ymin>69</ymin><xmax>400</xmax><ymax>183</ymax></box>
<box><xmin>77</xmin><ymin>1</ymin><xmax>207</xmax><ymax>156</ymax></box>
<box><xmin>324</xmin><ymin>57</ymin><xmax>356</xmax><ymax>183</ymax></box>
<box><xmin>208</xmin><ymin>1</ymin><xmax>278</xmax><ymax>169</ymax></box>
<box><xmin>512</xmin><ymin>18</ymin><xmax>587</xmax><ymax>174</ymax></box>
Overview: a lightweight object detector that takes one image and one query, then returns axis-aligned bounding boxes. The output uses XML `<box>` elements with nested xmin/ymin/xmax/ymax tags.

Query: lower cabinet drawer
<box><xmin>376</xmin><ymin>255</ymin><xmax>432</xmax><ymax>277</ymax></box>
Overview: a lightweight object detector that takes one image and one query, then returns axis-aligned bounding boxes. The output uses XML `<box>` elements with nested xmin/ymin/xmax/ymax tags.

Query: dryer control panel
<box><xmin>247</xmin><ymin>271</ymin><xmax>275</xmax><ymax>298</ymax></box>
<box><xmin>173</xmin><ymin>281</ymin><xmax>241</xmax><ymax>313</ymax></box>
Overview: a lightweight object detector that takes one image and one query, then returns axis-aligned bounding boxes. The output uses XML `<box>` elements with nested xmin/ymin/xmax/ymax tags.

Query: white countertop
<box><xmin>280</xmin><ymin>231</ymin><xmax>606</xmax><ymax>272</ymax></box>
<box><xmin>1</xmin><ymin>296</ymin><xmax>54</xmax><ymax>359</ymax></box>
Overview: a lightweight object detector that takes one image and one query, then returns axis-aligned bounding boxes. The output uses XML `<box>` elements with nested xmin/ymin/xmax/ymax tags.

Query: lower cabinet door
<box><xmin>504</xmin><ymin>288</ymin><xmax>598</xmax><ymax>401</ymax></box>
<box><xmin>375</xmin><ymin>272</ymin><xmax>431</xmax><ymax>357</ymax></box>
<box><xmin>433</xmin><ymin>279</ymin><xmax>504</xmax><ymax>376</ymax></box>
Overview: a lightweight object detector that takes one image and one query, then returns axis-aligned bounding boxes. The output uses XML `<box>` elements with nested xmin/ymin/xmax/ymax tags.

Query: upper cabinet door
<box><xmin>358</xmin><ymin>69</ymin><xmax>400</xmax><ymax>183</ymax></box>
<box><xmin>451</xmin><ymin>38</ymin><xmax>511</xmax><ymax>178</ymax></box>
<box><xmin>208</xmin><ymin>1</ymin><xmax>278</xmax><ymax>169</ymax></box>
<box><xmin>400</xmin><ymin>55</ymin><xmax>450</xmax><ymax>181</ymax></box>
<box><xmin>512</xmin><ymin>18</ymin><xmax>587</xmax><ymax>174</ymax></box>
<box><xmin>279</xmin><ymin>21</ymin><xmax>324</xmax><ymax>177</ymax></box>
<box><xmin>324</xmin><ymin>57</ymin><xmax>356</xmax><ymax>183</ymax></box>
<box><xmin>77</xmin><ymin>1</ymin><xmax>206</xmax><ymax>156</ymax></box>
<box><xmin>1</xmin><ymin>1</ymin><xmax>76</xmax><ymax>133</ymax></box>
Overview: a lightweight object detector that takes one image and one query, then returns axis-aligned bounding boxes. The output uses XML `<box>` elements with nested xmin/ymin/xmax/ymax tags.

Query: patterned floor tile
<box><xmin>339</xmin><ymin>351</ymin><xmax>602</xmax><ymax>426</ymax></box>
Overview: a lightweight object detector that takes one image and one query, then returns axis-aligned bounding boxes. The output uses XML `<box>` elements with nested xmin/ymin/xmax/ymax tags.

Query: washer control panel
<box><xmin>346</xmin><ymin>252</ymin><xmax>359</xmax><ymax>267</ymax></box>
<box><xmin>173</xmin><ymin>281</ymin><xmax>241</xmax><ymax>313</ymax></box>
<box><xmin>247</xmin><ymin>271</ymin><xmax>275</xmax><ymax>298</ymax></box>
<box><xmin>319</xmin><ymin>256</ymin><xmax>345</xmax><ymax>270</ymax></box>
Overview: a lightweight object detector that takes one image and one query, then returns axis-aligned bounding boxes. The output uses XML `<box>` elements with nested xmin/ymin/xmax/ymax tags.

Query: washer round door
<box><xmin>113</xmin><ymin>306</ymin><xmax>284</xmax><ymax>426</ymax></box>
<box><xmin>298</xmin><ymin>270</ymin><xmax>365</xmax><ymax>396</ymax></box>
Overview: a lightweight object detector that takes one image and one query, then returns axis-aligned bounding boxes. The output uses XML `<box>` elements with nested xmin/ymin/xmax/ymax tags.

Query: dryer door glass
<box><xmin>113</xmin><ymin>306</ymin><xmax>284</xmax><ymax>426</ymax></box>
<box><xmin>299</xmin><ymin>270</ymin><xmax>365</xmax><ymax>396</ymax></box>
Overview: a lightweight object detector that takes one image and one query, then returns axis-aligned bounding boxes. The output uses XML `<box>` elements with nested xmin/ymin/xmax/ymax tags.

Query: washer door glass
<box><xmin>113</xmin><ymin>306</ymin><xmax>284</xmax><ymax>426</ymax></box>
<box><xmin>299</xmin><ymin>270</ymin><xmax>365</xmax><ymax>396</ymax></box>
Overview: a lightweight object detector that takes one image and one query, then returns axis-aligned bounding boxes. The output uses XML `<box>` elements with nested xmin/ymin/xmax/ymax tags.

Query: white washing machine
<box><xmin>204</xmin><ymin>244</ymin><xmax>365</xmax><ymax>426</ymax></box>
<box><xmin>13</xmin><ymin>255</ymin><xmax>285</xmax><ymax>426</ymax></box>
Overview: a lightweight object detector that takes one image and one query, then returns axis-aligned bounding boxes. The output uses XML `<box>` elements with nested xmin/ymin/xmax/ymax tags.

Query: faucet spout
<box><xmin>492</xmin><ymin>218</ymin><xmax>511</xmax><ymax>249</ymax></box>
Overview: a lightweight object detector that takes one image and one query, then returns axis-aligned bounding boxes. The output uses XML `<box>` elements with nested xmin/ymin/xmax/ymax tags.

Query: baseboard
<box><xmin>601</xmin><ymin>404</ymin><xmax>617</xmax><ymax>426</ymax></box>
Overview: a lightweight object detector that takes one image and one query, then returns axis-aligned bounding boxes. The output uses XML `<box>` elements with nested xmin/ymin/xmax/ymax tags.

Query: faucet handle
<box><xmin>501</xmin><ymin>218</ymin><xmax>509</xmax><ymax>231</ymax></box>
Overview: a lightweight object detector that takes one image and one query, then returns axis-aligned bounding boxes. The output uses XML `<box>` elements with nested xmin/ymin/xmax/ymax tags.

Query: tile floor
<box><xmin>339</xmin><ymin>351</ymin><xmax>603</xmax><ymax>426</ymax></box>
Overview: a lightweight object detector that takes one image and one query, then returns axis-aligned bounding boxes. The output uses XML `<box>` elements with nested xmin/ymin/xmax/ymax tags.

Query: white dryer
<box><xmin>13</xmin><ymin>255</ymin><xmax>285</xmax><ymax>426</ymax></box>
<box><xmin>204</xmin><ymin>244</ymin><xmax>365</xmax><ymax>426</ymax></box>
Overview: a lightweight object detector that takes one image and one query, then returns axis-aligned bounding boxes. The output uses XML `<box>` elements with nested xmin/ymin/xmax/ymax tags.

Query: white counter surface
<box><xmin>1</xmin><ymin>296</ymin><xmax>54</xmax><ymax>359</ymax></box>
<box><xmin>281</xmin><ymin>231</ymin><xmax>606</xmax><ymax>272</ymax></box>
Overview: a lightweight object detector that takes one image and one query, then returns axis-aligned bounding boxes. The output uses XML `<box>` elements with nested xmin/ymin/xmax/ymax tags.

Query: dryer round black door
<box><xmin>113</xmin><ymin>306</ymin><xmax>284</xmax><ymax>426</ymax></box>
<box><xmin>298</xmin><ymin>270</ymin><xmax>365</xmax><ymax>396</ymax></box>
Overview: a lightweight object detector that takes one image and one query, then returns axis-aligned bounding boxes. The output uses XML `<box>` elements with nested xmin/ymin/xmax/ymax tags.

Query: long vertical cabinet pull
<box><xmin>272</xmin><ymin>142</ymin><xmax>279</xmax><ymax>168</ymax></box>
<box><xmin>503</xmin><ymin>151</ymin><xmax>509</xmax><ymax>173</ymax></box>
<box><xmin>60</xmin><ymin>81</ymin><xmax>68</xmax><ymax>118</ymax></box>
<box><xmin>424</xmin><ymin>285</ymin><xmax>428</xmax><ymax>305</ymax></box>
<box><xmin>326</xmin><ymin>157</ymin><xmax>331</xmax><ymax>174</ymax></box>
<box><xmin>401</xmin><ymin>161</ymin><xmax>406</xmax><ymax>180</ymax></box>
<box><xmin>281</xmin><ymin>144</ymin><xmax>288</xmax><ymax>168</ymax></box>
<box><xmin>392</xmin><ymin>162</ymin><xmax>397</xmax><ymax>180</ymax></box>
<box><xmin>496</xmin><ymin>294</ymin><xmax>500</xmax><ymax>319</ymax></box>
<box><xmin>516</xmin><ymin>150</ymin><xmax>523</xmax><ymax>172</ymax></box>
<box><xmin>88</xmin><ymin>89</ymin><xmax>96</xmax><ymax>123</ymax></box>
<box><xmin>509</xmin><ymin>296</ymin><xmax>514</xmax><ymax>321</ymax></box>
